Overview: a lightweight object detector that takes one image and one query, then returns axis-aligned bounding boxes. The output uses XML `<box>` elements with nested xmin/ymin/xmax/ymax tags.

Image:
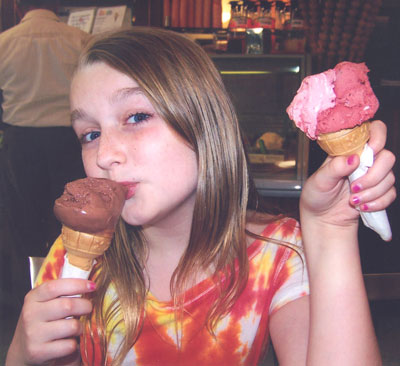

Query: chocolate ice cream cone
<box><xmin>317</xmin><ymin>122</ymin><xmax>370</xmax><ymax>157</ymax></box>
<box><xmin>61</xmin><ymin>225</ymin><xmax>112</xmax><ymax>271</ymax></box>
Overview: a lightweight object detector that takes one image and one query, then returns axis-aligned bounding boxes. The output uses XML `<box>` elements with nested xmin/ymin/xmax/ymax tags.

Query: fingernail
<box><xmin>347</xmin><ymin>155</ymin><xmax>356</xmax><ymax>165</ymax></box>
<box><xmin>87</xmin><ymin>281</ymin><xmax>96</xmax><ymax>291</ymax></box>
<box><xmin>352</xmin><ymin>183</ymin><xmax>362</xmax><ymax>193</ymax></box>
<box><xmin>352</xmin><ymin>196</ymin><xmax>360</xmax><ymax>205</ymax></box>
<box><xmin>361</xmin><ymin>204</ymin><xmax>369</xmax><ymax>211</ymax></box>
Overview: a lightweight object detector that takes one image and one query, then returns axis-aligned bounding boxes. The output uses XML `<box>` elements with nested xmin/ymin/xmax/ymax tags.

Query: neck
<box><xmin>142</xmin><ymin>214</ymin><xmax>193</xmax><ymax>302</ymax></box>
<box><xmin>142</xmin><ymin>189</ymin><xmax>196</xmax><ymax>255</ymax></box>
<box><xmin>143</xmin><ymin>214</ymin><xmax>192</xmax><ymax>259</ymax></box>
<box><xmin>18</xmin><ymin>3</ymin><xmax>59</xmax><ymax>18</ymax></box>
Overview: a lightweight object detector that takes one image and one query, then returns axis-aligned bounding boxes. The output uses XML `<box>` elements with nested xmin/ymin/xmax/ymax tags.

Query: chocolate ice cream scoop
<box><xmin>54</xmin><ymin>177</ymin><xmax>127</xmax><ymax>235</ymax></box>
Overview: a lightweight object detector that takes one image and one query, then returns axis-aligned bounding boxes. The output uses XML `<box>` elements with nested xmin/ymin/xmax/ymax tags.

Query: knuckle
<box><xmin>60</xmin><ymin>298</ymin><xmax>74</xmax><ymax>313</ymax></box>
<box><xmin>23</xmin><ymin>292</ymin><xmax>31</xmax><ymax>303</ymax></box>
<box><xmin>25</xmin><ymin>343</ymin><xmax>44</xmax><ymax>363</ymax></box>
<box><xmin>391</xmin><ymin>151</ymin><xmax>396</xmax><ymax>163</ymax></box>
<box><xmin>44</xmin><ymin>280</ymin><xmax>60</xmax><ymax>296</ymax></box>
<box><xmin>20</xmin><ymin>307</ymin><xmax>35</xmax><ymax>328</ymax></box>
<box><xmin>61</xmin><ymin>338</ymin><xmax>79</xmax><ymax>356</ymax></box>
<box><xmin>67</xmin><ymin>338</ymin><xmax>79</xmax><ymax>353</ymax></box>
<box><xmin>84</xmin><ymin>298</ymin><xmax>94</xmax><ymax>312</ymax></box>
<box><xmin>24</xmin><ymin>324</ymin><xmax>37</xmax><ymax>343</ymax></box>
<box><xmin>69</xmin><ymin>319</ymin><xmax>82</xmax><ymax>335</ymax></box>
<box><xmin>46</xmin><ymin>281</ymin><xmax>59</xmax><ymax>294</ymax></box>
<box><xmin>386</xmin><ymin>150</ymin><xmax>396</xmax><ymax>164</ymax></box>
<box><xmin>23</xmin><ymin>289</ymin><xmax>35</xmax><ymax>304</ymax></box>
<box><xmin>391</xmin><ymin>187</ymin><xmax>397</xmax><ymax>200</ymax></box>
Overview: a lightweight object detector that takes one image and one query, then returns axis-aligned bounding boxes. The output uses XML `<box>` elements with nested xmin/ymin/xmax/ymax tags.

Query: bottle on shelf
<box><xmin>245</xmin><ymin>1</ymin><xmax>263</xmax><ymax>54</ymax></box>
<box><xmin>227</xmin><ymin>1</ymin><xmax>247</xmax><ymax>53</ymax></box>
<box><xmin>252</xmin><ymin>1</ymin><xmax>275</xmax><ymax>53</ymax></box>
<box><xmin>274</xmin><ymin>1</ymin><xmax>286</xmax><ymax>31</ymax></box>
<box><xmin>243</xmin><ymin>0</ymin><xmax>256</xmax><ymax>28</ymax></box>
<box><xmin>272</xmin><ymin>0</ymin><xmax>286</xmax><ymax>53</ymax></box>
<box><xmin>253</xmin><ymin>1</ymin><xmax>275</xmax><ymax>29</ymax></box>
<box><xmin>228</xmin><ymin>1</ymin><xmax>247</xmax><ymax>29</ymax></box>
<box><xmin>290</xmin><ymin>0</ymin><xmax>305</xmax><ymax>30</ymax></box>
<box><xmin>284</xmin><ymin>0</ymin><xmax>306</xmax><ymax>53</ymax></box>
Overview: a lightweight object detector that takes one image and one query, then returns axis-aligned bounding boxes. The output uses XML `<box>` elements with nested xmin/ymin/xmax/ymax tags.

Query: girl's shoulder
<box><xmin>246</xmin><ymin>212</ymin><xmax>301</xmax><ymax>248</ymax></box>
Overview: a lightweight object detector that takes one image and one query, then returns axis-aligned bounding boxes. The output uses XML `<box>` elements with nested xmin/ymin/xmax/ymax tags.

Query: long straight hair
<box><xmin>77</xmin><ymin>27</ymin><xmax>256</xmax><ymax>365</ymax></box>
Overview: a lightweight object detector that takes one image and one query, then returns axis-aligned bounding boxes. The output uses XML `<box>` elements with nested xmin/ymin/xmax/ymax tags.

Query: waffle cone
<box><xmin>317</xmin><ymin>122</ymin><xmax>370</xmax><ymax>157</ymax></box>
<box><xmin>61</xmin><ymin>225</ymin><xmax>113</xmax><ymax>271</ymax></box>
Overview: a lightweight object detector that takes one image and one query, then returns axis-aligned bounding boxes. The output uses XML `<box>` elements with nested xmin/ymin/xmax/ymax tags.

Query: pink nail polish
<box><xmin>347</xmin><ymin>155</ymin><xmax>356</xmax><ymax>165</ymax></box>
<box><xmin>361</xmin><ymin>204</ymin><xmax>369</xmax><ymax>211</ymax></box>
<box><xmin>352</xmin><ymin>196</ymin><xmax>360</xmax><ymax>205</ymax></box>
<box><xmin>352</xmin><ymin>184</ymin><xmax>361</xmax><ymax>193</ymax></box>
<box><xmin>87</xmin><ymin>281</ymin><xmax>96</xmax><ymax>291</ymax></box>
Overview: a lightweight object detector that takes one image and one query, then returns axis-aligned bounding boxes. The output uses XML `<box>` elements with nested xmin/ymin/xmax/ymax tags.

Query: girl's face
<box><xmin>70</xmin><ymin>62</ymin><xmax>198</xmax><ymax>229</ymax></box>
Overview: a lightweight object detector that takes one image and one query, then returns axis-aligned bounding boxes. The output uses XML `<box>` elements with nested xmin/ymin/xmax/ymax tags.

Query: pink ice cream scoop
<box><xmin>286</xmin><ymin>61</ymin><xmax>379</xmax><ymax>140</ymax></box>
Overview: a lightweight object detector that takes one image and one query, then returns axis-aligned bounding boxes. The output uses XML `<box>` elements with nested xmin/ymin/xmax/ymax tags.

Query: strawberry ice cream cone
<box><xmin>287</xmin><ymin>62</ymin><xmax>392</xmax><ymax>241</ymax></box>
<box><xmin>317</xmin><ymin>121</ymin><xmax>369</xmax><ymax>157</ymax></box>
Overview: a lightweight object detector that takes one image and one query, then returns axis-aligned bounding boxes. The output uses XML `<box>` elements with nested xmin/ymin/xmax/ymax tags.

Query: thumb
<box><xmin>313</xmin><ymin>154</ymin><xmax>360</xmax><ymax>192</ymax></box>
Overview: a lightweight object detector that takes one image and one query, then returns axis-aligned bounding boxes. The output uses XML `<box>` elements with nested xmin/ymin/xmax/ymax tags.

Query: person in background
<box><xmin>6</xmin><ymin>28</ymin><xmax>396</xmax><ymax>366</ymax></box>
<box><xmin>0</xmin><ymin>0</ymin><xmax>90</xmax><ymax>301</ymax></box>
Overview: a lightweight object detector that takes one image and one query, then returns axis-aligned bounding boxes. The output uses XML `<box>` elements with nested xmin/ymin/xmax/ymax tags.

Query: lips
<box><xmin>119</xmin><ymin>182</ymin><xmax>137</xmax><ymax>200</ymax></box>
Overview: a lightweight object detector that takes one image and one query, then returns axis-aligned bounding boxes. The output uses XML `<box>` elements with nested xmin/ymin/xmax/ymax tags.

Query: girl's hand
<box><xmin>300</xmin><ymin>120</ymin><xmax>396</xmax><ymax>229</ymax></box>
<box><xmin>6</xmin><ymin>278</ymin><xmax>95</xmax><ymax>366</ymax></box>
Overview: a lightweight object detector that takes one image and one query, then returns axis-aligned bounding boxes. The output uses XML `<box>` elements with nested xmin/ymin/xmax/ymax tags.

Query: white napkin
<box><xmin>61</xmin><ymin>254</ymin><xmax>93</xmax><ymax>279</ymax></box>
<box><xmin>349</xmin><ymin>144</ymin><xmax>392</xmax><ymax>241</ymax></box>
<box><xmin>60</xmin><ymin>255</ymin><xmax>95</xmax><ymax>303</ymax></box>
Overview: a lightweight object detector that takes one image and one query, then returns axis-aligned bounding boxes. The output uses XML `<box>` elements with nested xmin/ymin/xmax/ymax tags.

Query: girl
<box><xmin>6</xmin><ymin>27</ymin><xmax>396</xmax><ymax>366</ymax></box>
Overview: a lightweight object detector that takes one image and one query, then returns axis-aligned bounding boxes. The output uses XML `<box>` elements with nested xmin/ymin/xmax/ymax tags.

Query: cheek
<box><xmin>81</xmin><ymin>150</ymin><xmax>98</xmax><ymax>176</ymax></box>
<box><xmin>167</xmin><ymin>149</ymin><xmax>198</xmax><ymax>191</ymax></box>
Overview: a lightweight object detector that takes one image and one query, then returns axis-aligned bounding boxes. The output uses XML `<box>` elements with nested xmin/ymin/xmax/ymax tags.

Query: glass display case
<box><xmin>211</xmin><ymin>54</ymin><xmax>310</xmax><ymax>197</ymax></box>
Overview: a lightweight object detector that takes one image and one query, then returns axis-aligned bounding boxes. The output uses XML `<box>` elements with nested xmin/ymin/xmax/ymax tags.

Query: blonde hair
<box><xmin>78</xmin><ymin>27</ymin><xmax>256</xmax><ymax>364</ymax></box>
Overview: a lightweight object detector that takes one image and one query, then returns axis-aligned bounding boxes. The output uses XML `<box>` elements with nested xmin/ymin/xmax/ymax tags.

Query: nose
<box><xmin>96</xmin><ymin>128</ymin><xmax>126</xmax><ymax>170</ymax></box>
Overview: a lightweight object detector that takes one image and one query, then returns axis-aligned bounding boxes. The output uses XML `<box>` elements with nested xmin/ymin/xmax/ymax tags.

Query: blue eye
<box><xmin>82</xmin><ymin>130</ymin><xmax>101</xmax><ymax>143</ymax></box>
<box><xmin>127</xmin><ymin>112</ymin><xmax>151</xmax><ymax>124</ymax></box>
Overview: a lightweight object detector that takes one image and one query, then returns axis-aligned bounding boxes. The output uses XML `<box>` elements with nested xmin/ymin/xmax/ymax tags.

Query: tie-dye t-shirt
<box><xmin>35</xmin><ymin>217</ymin><xmax>309</xmax><ymax>366</ymax></box>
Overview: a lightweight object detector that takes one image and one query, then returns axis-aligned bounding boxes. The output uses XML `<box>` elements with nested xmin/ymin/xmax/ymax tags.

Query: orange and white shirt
<box><xmin>36</xmin><ymin>217</ymin><xmax>309</xmax><ymax>366</ymax></box>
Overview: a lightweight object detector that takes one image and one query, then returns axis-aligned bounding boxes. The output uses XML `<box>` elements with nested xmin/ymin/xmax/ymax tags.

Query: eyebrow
<box><xmin>109</xmin><ymin>86</ymin><xmax>143</xmax><ymax>104</ymax></box>
<box><xmin>71</xmin><ymin>108</ymin><xmax>90</xmax><ymax>126</ymax></box>
<box><xmin>71</xmin><ymin>87</ymin><xmax>144</xmax><ymax>125</ymax></box>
